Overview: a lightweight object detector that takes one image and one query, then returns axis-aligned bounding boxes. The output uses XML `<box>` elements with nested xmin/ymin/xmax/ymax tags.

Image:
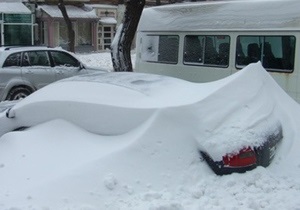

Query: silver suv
<box><xmin>0</xmin><ymin>46</ymin><xmax>106</xmax><ymax>101</ymax></box>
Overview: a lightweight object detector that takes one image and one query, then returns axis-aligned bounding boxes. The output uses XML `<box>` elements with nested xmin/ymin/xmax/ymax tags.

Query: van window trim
<box><xmin>235</xmin><ymin>35</ymin><xmax>296</xmax><ymax>73</ymax></box>
<box><xmin>183</xmin><ymin>34</ymin><xmax>231</xmax><ymax>69</ymax></box>
<box><xmin>141</xmin><ymin>34</ymin><xmax>180</xmax><ymax>65</ymax></box>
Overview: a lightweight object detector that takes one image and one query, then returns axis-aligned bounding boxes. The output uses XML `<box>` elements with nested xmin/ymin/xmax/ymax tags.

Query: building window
<box><xmin>4</xmin><ymin>14</ymin><xmax>31</xmax><ymax>23</ymax></box>
<box><xmin>0</xmin><ymin>23</ymin><xmax>2</xmax><ymax>46</ymax></box>
<box><xmin>40</xmin><ymin>21</ymin><xmax>48</xmax><ymax>45</ymax></box>
<box><xmin>98</xmin><ymin>25</ymin><xmax>115</xmax><ymax>50</ymax></box>
<box><xmin>77</xmin><ymin>22</ymin><xmax>91</xmax><ymax>45</ymax></box>
<box><xmin>1</xmin><ymin>13</ymin><xmax>33</xmax><ymax>46</ymax></box>
<box><xmin>59</xmin><ymin>22</ymin><xmax>68</xmax><ymax>45</ymax></box>
<box><xmin>141</xmin><ymin>35</ymin><xmax>179</xmax><ymax>64</ymax></box>
<box><xmin>103</xmin><ymin>26</ymin><xmax>112</xmax><ymax>49</ymax></box>
<box><xmin>236</xmin><ymin>35</ymin><xmax>295</xmax><ymax>72</ymax></box>
<box><xmin>4</xmin><ymin>25</ymin><xmax>32</xmax><ymax>46</ymax></box>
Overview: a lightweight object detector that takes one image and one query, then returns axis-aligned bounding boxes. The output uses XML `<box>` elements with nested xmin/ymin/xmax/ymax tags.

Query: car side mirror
<box><xmin>6</xmin><ymin>108</ymin><xmax>15</xmax><ymax>119</ymax></box>
<box><xmin>79</xmin><ymin>63</ymin><xmax>86</xmax><ymax>70</ymax></box>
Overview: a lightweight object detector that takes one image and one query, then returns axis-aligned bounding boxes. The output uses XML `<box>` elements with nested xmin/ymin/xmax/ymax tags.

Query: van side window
<box><xmin>141</xmin><ymin>35</ymin><xmax>179</xmax><ymax>64</ymax></box>
<box><xmin>184</xmin><ymin>35</ymin><xmax>230</xmax><ymax>67</ymax></box>
<box><xmin>236</xmin><ymin>36</ymin><xmax>295</xmax><ymax>72</ymax></box>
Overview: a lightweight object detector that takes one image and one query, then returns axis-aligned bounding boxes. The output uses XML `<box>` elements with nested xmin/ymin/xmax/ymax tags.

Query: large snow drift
<box><xmin>0</xmin><ymin>62</ymin><xmax>300</xmax><ymax>209</ymax></box>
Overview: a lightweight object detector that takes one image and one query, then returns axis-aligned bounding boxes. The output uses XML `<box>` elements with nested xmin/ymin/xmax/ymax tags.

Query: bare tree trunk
<box><xmin>111</xmin><ymin>0</ymin><xmax>145</xmax><ymax>72</ymax></box>
<box><xmin>58</xmin><ymin>0</ymin><xmax>75</xmax><ymax>52</ymax></box>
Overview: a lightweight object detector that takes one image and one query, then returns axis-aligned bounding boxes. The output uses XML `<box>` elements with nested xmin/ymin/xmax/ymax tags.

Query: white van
<box><xmin>135</xmin><ymin>0</ymin><xmax>300</xmax><ymax>103</ymax></box>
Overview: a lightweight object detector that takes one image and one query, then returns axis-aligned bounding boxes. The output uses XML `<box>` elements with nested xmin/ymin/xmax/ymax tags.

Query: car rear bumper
<box><xmin>200</xmin><ymin>125</ymin><xmax>283</xmax><ymax>175</ymax></box>
<box><xmin>200</xmin><ymin>151</ymin><xmax>257</xmax><ymax>175</ymax></box>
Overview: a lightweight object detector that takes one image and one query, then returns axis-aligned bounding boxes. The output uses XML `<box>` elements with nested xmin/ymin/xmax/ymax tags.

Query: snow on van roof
<box><xmin>138</xmin><ymin>0</ymin><xmax>300</xmax><ymax>32</ymax></box>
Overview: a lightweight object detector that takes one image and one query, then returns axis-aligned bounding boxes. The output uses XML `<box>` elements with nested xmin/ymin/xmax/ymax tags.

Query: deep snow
<box><xmin>0</xmin><ymin>52</ymin><xmax>300</xmax><ymax>210</ymax></box>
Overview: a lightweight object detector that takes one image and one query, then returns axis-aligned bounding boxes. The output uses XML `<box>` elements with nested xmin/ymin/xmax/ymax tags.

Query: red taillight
<box><xmin>223</xmin><ymin>147</ymin><xmax>257</xmax><ymax>167</ymax></box>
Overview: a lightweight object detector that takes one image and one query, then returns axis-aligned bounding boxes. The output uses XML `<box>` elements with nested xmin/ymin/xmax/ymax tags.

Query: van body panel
<box><xmin>138</xmin><ymin>0</ymin><xmax>300</xmax><ymax>32</ymax></box>
<box><xmin>135</xmin><ymin>0</ymin><xmax>300</xmax><ymax>103</ymax></box>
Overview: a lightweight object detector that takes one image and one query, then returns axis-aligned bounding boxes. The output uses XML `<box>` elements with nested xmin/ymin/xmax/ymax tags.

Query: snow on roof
<box><xmin>138</xmin><ymin>0</ymin><xmax>300</xmax><ymax>32</ymax></box>
<box><xmin>89</xmin><ymin>4</ymin><xmax>117</xmax><ymax>9</ymax></box>
<box><xmin>0</xmin><ymin>2</ymin><xmax>31</xmax><ymax>14</ymax></box>
<box><xmin>99</xmin><ymin>17</ymin><xmax>117</xmax><ymax>25</ymax></box>
<box><xmin>39</xmin><ymin>4</ymin><xmax>99</xmax><ymax>19</ymax></box>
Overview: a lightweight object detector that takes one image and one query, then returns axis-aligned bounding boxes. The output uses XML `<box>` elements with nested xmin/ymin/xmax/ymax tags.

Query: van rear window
<box><xmin>141</xmin><ymin>35</ymin><xmax>179</xmax><ymax>64</ymax></box>
<box><xmin>236</xmin><ymin>36</ymin><xmax>295</xmax><ymax>72</ymax></box>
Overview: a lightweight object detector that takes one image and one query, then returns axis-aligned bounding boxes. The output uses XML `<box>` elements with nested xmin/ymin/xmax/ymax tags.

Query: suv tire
<box><xmin>6</xmin><ymin>87</ymin><xmax>32</xmax><ymax>101</ymax></box>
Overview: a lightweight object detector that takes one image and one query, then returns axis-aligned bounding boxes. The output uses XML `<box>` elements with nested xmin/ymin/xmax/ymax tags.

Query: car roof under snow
<box><xmin>60</xmin><ymin>72</ymin><xmax>181</xmax><ymax>95</ymax></box>
<box><xmin>26</xmin><ymin>71</ymin><xmax>226</xmax><ymax>109</ymax></box>
<box><xmin>0</xmin><ymin>46</ymin><xmax>65</xmax><ymax>53</ymax></box>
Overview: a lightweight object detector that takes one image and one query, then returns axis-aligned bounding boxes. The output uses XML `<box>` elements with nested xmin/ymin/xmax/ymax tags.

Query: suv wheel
<box><xmin>6</xmin><ymin>87</ymin><xmax>32</xmax><ymax>101</ymax></box>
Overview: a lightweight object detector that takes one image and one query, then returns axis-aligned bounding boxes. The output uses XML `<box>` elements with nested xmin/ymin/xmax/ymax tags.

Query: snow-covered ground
<box><xmin>75</xmin><ymin>50</ymin><xmax>136</xmax><ymax>71</ymax></box>
<box><xmin>76</xmin><ymin>50</ymin><xmax>116</xmax><ymax>71</ymax></box>
<box><xmin>0</xmin><ymin>52</ymin><xmax>300</xmax><ymax>210</ymax></box>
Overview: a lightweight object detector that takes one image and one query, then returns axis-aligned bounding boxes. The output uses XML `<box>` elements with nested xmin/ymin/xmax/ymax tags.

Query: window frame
<box><xmin>2</xmin><ymin>52</ymin><xmax>22</xmax><ymax>67</ymax></box>
<box><xmin>49</xmin><ymin>50</ymin><xmax>80</xmax><ymax>68</ymax></box>
<box><xmin>235</xmin><ymin>35</ymin><xmax>296</xmax><ymax>73</ymax></box>
<box><xmin>141</xmin><ymin>35</ymin><xmax>180</xmax><ymax>64</ymax></box>
<box><xmin>22</xmin><ymin>50</ymin><xmax>51</xmax><ymax>67</ymax></box>
<box><xmin>183</xmin><ymin>35</ymin><xmax>231</xmax><ymax>68</ymax></box>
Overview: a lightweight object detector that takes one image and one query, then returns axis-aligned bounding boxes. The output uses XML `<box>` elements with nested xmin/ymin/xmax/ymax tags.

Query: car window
<box><xmin>22</xmin><ymin>51</ymin><xmax>50</xmax><ymax>67</ymax></box>
<box><xmin>50</xmin><ymin>51</ymin><xmax>80</xmax><ymax>67</ymax></box>
<box><xmin>3</xmin><ymin>52</ymin><xmax>21</xmax><ymax>67</ymax></box>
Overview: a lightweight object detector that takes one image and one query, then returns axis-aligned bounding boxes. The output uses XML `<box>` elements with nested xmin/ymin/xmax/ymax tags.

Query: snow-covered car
<box><xmin>0</xmin><ymin>62</ymin><xmax>287</xmax><ymax>176</ymax></box>
<box><xmin>200</xmin><ymin>124</ymin><xmax>283</xmax><ymax>175</ymax></box>
<box><xmin>0</xmin><ymin>46</ymin><xmax>107</xmax><ymax>101</ymax></box>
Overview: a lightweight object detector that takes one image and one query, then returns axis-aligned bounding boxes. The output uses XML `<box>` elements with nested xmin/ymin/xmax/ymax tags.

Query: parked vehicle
<box><xmin>135</xmin><ymin>0</ymin><xmax>300</xmax><ymax>103</ymax></box>
<box><xmin>201</xmin><ymin>124</ymin><xmax>283</xmax><ymax>175</ymax></box>
<box><xmin>0</xmin><ymin>46</ymin><xmax>107</xmax><ymax>101</ymax></box>
<box><xmin>0</xmin><ymin>65</ymin><xmax>286</xmax><ymax>175</ymax></box>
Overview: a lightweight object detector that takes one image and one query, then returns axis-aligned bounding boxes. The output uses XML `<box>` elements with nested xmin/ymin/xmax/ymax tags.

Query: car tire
<box><xmin>6</xmin><ymin>87</ymin><xmax>32</xmax><ymax>101</ymax></box>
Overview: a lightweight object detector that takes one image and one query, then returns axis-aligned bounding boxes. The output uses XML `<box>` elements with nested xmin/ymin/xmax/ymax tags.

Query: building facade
<box><xmin>21</xmin><ymin>0</ymin><xmax>120</xmax><ymax>52</ymax></box>
<box><xmin>1</xmin><ymin>0</ymin><xmax>200</xmax><ymax>51</ymax></box>
<box><xmin>37</xmin><ymin>4</ymin><xmax>100</xmax><ymax>52</ymax></box>
<box><xmin>91</xmin><ymin>4</ymin><xmax>119</xmax><ymax>51</ymax></box>
<box><xmin>0</xmin><ymin>2</ymin><xmax>35</xmax><ymax>46</ymax></box>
